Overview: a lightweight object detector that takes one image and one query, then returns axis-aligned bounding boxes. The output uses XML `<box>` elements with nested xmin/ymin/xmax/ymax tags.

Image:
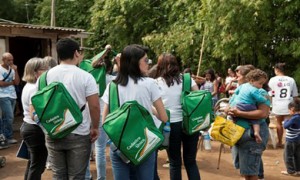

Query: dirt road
<box><xmin>0</xmin><ymin>116</ymin><xmax>297</xmax><ymax>180</ymax></box>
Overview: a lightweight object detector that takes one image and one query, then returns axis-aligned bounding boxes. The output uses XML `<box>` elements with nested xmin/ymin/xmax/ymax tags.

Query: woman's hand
<box><xmin>228</xmin><ymin>107</ymin><xmax>240</xmax><ymax>117</ymax></box>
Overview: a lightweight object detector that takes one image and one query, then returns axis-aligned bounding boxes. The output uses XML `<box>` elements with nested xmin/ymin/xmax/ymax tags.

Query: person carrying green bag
<box><xmin>101</xmin><ymin>44</ymin><xmax>168</xmax><ymax>180</ymax></box>
<box><xmin>79</xmin><ymin>45</ymin><xmax>117</xmax><ymax>97</ymax></box>
<box><xmin>153</xmin><ymin>53</ymin><xmax>201</xmax><ymax>180</ymax></box>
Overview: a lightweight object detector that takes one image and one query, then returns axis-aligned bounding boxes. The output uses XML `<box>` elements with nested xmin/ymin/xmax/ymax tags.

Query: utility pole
<box><xmin>51</xmin><ymin>0</ymin><xmax>55</xmax><ymax>27</ymax></box>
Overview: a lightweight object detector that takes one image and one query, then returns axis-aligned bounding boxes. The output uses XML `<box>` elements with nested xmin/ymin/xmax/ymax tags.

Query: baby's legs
<box><xmin>253</xmin><ymin>124</ymin><xmax>262</xmax><ymax>143</ymax></box>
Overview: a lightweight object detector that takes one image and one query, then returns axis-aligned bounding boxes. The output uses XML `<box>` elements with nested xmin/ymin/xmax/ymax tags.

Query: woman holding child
<box><xmin>228</xmin><ymin>66</ymin><xmax>270</xmax><ymax>180</ymax></box>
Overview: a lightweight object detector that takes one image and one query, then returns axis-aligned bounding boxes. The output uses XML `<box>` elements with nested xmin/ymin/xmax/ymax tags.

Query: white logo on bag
<box><xmin>127</xmin><ymin>137</ymin><xmax>141</xmax><ymax>150</ymax></box>
<box><xmin>191</xmin><ymin>116</ymin><xmax>203</xmax><ymax>122</ymax></box>
<box><xmin>46</xmin><ymin>115</ymin><xmax>61</xmax><ymax>124</ymax></box>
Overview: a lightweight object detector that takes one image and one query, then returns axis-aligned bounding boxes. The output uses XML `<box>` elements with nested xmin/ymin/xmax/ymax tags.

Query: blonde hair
<box><xmin>22</xmin><ymin>58</ymin><xmax>49</xmax><ymax>83</ymax></box>
<box><xmin>44</xmin><ymin>56</ymin><xmax>58</xmax><ymax>68</ymax></box>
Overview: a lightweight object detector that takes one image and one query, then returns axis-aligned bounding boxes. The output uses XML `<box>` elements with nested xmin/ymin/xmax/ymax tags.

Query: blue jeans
<box><xmin>0</xmin><ymin>97</ymin><xmax>16</xmax><ymax>139</ymax></box>
<box><xmin>169</xmin><ymin>121</ymin><xmax>200</xmax><ymax>180</ymax></box>
<box><xmin>110</xmin><ymin>146</ymin><xmax>155</xmax><ymax>180</ymax></box>
<box><xmin>284</xmin><ymin>140</ymin><xmax>300</xmax><ymax>173</ymax></box>
<box><xmin>20</xmin><ymin>122</ymin><xmax>48</xmax><ymax>180</ymax></box>
<box><xmin>232</xmin><ymin>122</ymin><xmax>269</xmax><ymax>176</ymax></box>
<box><xmin>46</xmin><ymin>134</ymin><xmax>91</xmax><ymax>180</ymax></box>
<box><xmin>95</xmin><ymin>124</ymin><xmax>108</xmax><ymax>179</ymax></box>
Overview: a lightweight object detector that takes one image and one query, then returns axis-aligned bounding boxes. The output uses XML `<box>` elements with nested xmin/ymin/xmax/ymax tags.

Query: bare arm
<box><xmin>153</xmin><ymin>98</ymin><xmax>168</xmax><ymax>123</ymax></box>
<box><xmin>11</xmin><ymin>65</ymin><xmax>20</xmax><ymax>85</ymax></box>
<box><xmin>87</xmin><ymin>94</ymin><xmax>100</xmax><ymax>142</ymax></box>
<box><xmin>211</xmin><ymin>80</ymin><xmax>218</xmax><ymax>96</ymax></box>
<box><xmin>91</xmin><ymin>45</ymin><xmax>111</xmax><ymax>68</ymax></box>
<box><xmin>191</xmin><ymin>84</ymin><xmax>199</xmax><ymax>91</ymax></box>
<box><xmin>102</xmin><ymin>103</ymin><xmax>109</xmax><ymax>124</ymax></box>
<box><xmin>228</xmin><ymin>103</ymin><xmax>270</xmax><ymax>120</ymax></box>
<box><xmin>0</xmin><ymin>80</ymin><xmax>14</xmax><ymax>87</ymax></box>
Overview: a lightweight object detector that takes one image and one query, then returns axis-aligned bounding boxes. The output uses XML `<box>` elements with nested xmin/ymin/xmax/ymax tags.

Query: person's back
<box><xmin>46</xmin><ymin>64</ymin><xmax>97</xmax><ymax>135</ymax></box>
<box><xmin>101</xmin><ymin>44</ymin><xmax>167</xmax><ymax>180</ymax></box>
<box><xmin>269</xmin><ymin>75</ymin><xmax>298</xmax><ymax>115</ymax></box>
<box><xmin>41</xmin><ymin>38</ymin><xmax>100</xmax><ymax>179</ymax></box>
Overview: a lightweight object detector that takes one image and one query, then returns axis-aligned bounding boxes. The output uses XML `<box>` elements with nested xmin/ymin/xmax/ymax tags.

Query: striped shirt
<box><xmin>283</xmin><ymin>114</ymin><xmax>300</xmax><ymax>142</ymax></box>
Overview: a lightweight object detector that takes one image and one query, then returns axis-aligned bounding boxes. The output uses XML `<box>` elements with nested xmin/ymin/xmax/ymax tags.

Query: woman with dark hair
<box><xmin>200</xmin><ymin>69</ymin><xmax>218</xmax><ymax>106</ymax></box>
<box><xmin>101</xmin><ymin>45</ymin><xmax>168</xmax><ymax>180</ymax></box>
<box><xmin>268</xmin><ymin>62</ymin><xmax>298</xmax><ymax>148</ymax></box>
<box><xmin>154</xmin><ymin>53</ymin><xmax>200</xmax><ymax>180</ymax></box>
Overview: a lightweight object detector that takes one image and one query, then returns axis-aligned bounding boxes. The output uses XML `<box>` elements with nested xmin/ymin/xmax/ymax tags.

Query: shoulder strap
<box><xmin>182</xmin><ymin>73</ymin><xmax>191</xmax><ymax>92</ymax></box>
<box><xmin>38</xmin><ymin>71</ymin><xmax>48</xmax><ymax>90</ymax></box>
<box><xmin>109</xmin><ymin>82</ymin><xmax>120</xmax><ymax>113</ymax></box>
<box><xmin>2</xmin><ymin>68</ymin><xmax>12</xmax><ymax>82</ymax></box>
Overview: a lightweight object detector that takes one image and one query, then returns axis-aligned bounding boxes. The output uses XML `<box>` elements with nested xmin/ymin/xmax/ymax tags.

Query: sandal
<box><xmin>281</xmin><ymin>170</ymin><xmax>299</xmax><ymax>176</ymax></box>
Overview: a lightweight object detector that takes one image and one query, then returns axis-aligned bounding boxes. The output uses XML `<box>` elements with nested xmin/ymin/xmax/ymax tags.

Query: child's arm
<box><xmin>283</xmin><ymin>116</ymin><xmax>295</xmax><ymax>129</ymax></box>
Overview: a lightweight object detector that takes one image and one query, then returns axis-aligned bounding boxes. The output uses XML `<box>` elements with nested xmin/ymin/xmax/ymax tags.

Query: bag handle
<box><xmin>182</xmin><ymin>73</ymin><xmax>191</xmax><ymax>92</ymax></box>
<box><xmin>2</xmin><ymin>68</ymin><xmax>12</xmax><ymax>82</ymax></box>
<box><xmin>38</xmin><ymin>71</ymin><xmax>48</xmax><ymax>91</ymax></box>
<box><xmin>37</xmin><ymin>71</ymin><xmax>86</xmax><ymax>114</ymax></box>
<box><xmin>109</xmin><ymin>82</ymin><xmax>120</xmax><ymax>113</ymax></box>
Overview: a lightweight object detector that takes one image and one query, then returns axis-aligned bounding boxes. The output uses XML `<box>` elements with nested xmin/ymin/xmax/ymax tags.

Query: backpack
<box><xmin>103</xmin><ymin>82</ymin><xmax>164</xmax><ymax>165</ymax></box>
<box><xmin>181</xmin><ymin>73</ymin><xmax>213</xmax><ymax>135</ymax></box>
<box><xmin>79</xmin><ymin>50</ymin><xmax>108</xmax><ymax>97</ymax></box>
<box><xmin>31</xmin><ymin>71</ymin><xmax>85</xmax><ymax>139</ymax></box>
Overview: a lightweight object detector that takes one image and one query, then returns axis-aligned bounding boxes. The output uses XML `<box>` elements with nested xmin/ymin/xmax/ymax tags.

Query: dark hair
<box><xmin>183</xmin><ymin>68</ymin><xmax>192</xmax><ymax>74</ymax></box>
<box><xmin>274</xmin><ymin>62</ymin><xmax>286</xmax><ymax>73</ymax></box>
<box><xmin>288</xmin><ymin>98</ymin><xmax>300</xmax><ymax>111</ymax></box>
<box><xmin>56</xmin><ymin>38</ymin><xmax>80</xmax><ymax>61</ymax></box>
<box><xmin>205</xmin><ymin>69</ymin><xmax>216</xmax><ymax>82</ymax></box>
<box><xmin>246</xmin><ymin>69</ymin><xmax>268</xmax><ymax>82</ymax></box>
<box><xmin>114</xmin><ymin>44</ymin><xmax>148</xmax><ymax>86</ymax></box>
<box><xmin>104</xmin><ymin>56</ymin><xmax>113</xmax><ymax>74</ymax></box>
<box><xmin>154</xmin><ymin>53</ymin><xmax>181</xmax><ymax>87</ymax></box>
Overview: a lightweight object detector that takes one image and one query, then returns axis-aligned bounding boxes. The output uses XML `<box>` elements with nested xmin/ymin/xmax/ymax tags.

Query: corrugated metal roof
<box><xmin>0</xmin><ymin>22</ymin><xmax>85</xmax><ymax>33</ymax></box>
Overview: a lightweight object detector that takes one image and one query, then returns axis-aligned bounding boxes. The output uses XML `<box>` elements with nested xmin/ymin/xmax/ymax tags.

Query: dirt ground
<box><xmin>0</xmin><ymin>116</ymin><xmax>298</xmax><ymax>180</ymax></box>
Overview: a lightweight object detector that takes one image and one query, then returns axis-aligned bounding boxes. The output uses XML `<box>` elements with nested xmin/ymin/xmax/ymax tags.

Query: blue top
<box><xmin>283</xmin><ymin>114</ymin><xmax>300</xmax><ymax>142</ymax></box>
<box><xmin>229</xmin><ymin>83</ymin><xmax>271</xmax><ymax>128</ymax></box>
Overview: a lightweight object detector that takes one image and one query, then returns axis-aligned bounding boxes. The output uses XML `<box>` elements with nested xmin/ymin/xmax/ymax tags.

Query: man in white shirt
<box><xmin>0</xmin><ymin>53</ymin><xmax>20</xmax><ymax>147</ymax></box>
<box><xmin>42</xmin><ymin>38</ymin><xmax>100</xmax><ymax>179</ymax></box>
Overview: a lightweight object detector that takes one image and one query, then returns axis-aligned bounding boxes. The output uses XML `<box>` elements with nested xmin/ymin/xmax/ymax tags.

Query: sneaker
<box><xmin>7</xmin><ymin>139</ymin><xmax>17</xmax><ymax>144</ymax></box>
<box><xmin>0</xmin><ymin>143</ymin><xmax>9</xmax><ymax>150</ymax></box>
<box><xmin>0</xmin><ymin>135</ymin><xmax>9</xmax><ymax>150</ymax></box>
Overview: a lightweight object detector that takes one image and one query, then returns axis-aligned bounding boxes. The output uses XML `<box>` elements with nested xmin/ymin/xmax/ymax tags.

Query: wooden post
<box><xmin>51</xmin><ymin>0</ymin><xmax>56</xmax><ymax>27</ymax></box>
<box><xmin>197</xmin><ymin>28</ymin><xmax>206</xmax><ymax>76</ymax></box>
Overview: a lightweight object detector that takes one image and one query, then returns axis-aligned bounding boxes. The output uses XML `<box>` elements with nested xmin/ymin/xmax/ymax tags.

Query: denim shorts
<box><xmin>233</xmin><ymin>122</ymin><xmax>269</xmax><ymax>175</ymax></box>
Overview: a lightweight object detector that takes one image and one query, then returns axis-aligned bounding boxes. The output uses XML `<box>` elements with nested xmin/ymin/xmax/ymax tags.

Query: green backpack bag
<box><xmin>103</xmin><ymin>82</ymin><xmax>164</xmax><ymax>165</ymax></box>
<box><xmin>31</xmin><ymin>71</ymin><xmax>85</xmax><ymax>139</ymax></box>
<box><xmin>79</xmin><ymin>50</ymin><xmax>107</xmax><ymax>97</ymax></box>
<box><xmin>181</xmin><ymin>73</ymin><xmax>213</xmax><ymax>135</ymax></box>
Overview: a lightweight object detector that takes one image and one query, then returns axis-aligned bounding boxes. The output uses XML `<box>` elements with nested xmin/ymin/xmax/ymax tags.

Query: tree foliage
<box><xmin>2</xmin><ymin>0</ymin><xmax>300</xmax><ymax>84</ymax></box>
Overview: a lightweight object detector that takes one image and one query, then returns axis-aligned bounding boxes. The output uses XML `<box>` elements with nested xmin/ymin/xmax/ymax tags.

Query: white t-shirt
<box><xmin>100</xmin><ymin>74</ymin><xmax>116</xmax><ymax>114</ymax></box>
<box><xmin>22</xmin><ymin>83</ymin><xmax>37</xmax><ymax>124</ymax></box>
<box><xmin>0</xmin><ymin>66</ymin><xmax>17</xmax><ymax>99</ymax></box>
<box><xmin>156</xmin><ymin>77</ymin><xmax>196</xmax><ymax>123</ymax></box>
<box><xmin>38</xmin><ymin>64</ymin><xmax>98</xmax><ymax>135</ymax></box>
<box><xmin>268</xmin><ymin>75</ymin><xmax>298</xmax><ymax>115</ymax></box>
<box><xmin>102</xmin><ymin>77</ymin><xmax>162</xmax><ymax>127</ymax></box>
